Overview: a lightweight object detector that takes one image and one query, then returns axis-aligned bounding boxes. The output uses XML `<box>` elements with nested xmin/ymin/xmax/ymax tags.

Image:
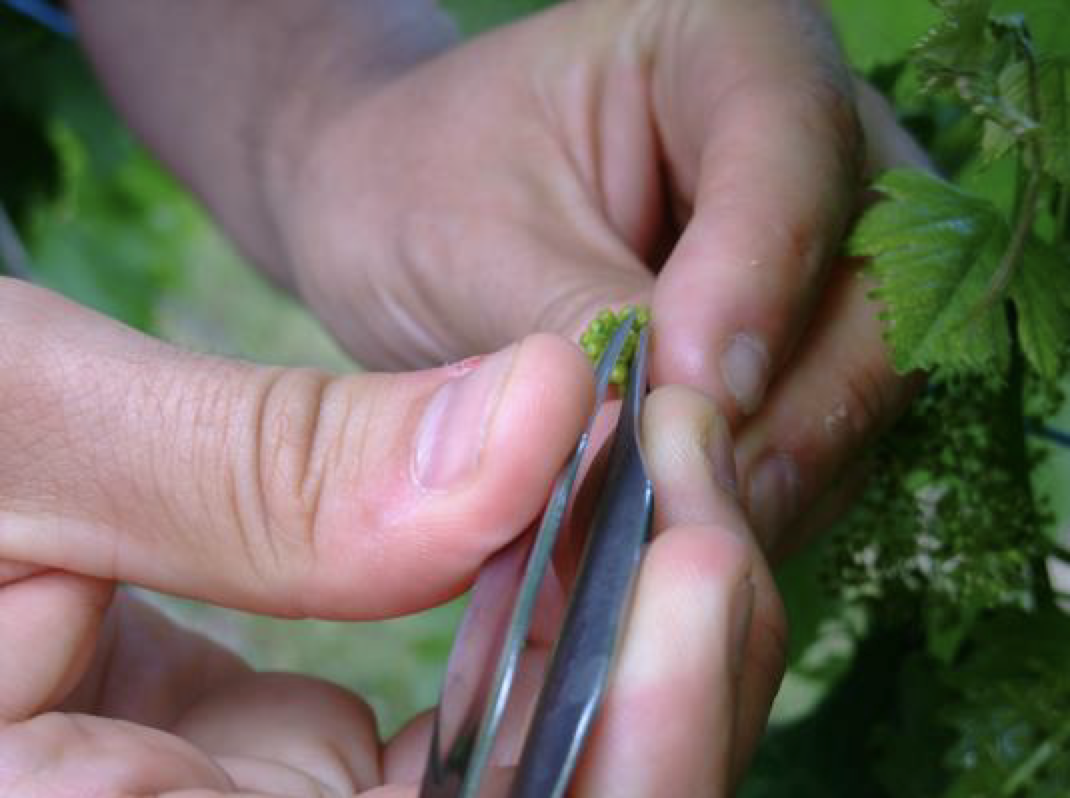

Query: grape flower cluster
<box><xmin>579</xmin><ymin>305</ymin><xmax>651</xmax><ymax>386</ymax></box>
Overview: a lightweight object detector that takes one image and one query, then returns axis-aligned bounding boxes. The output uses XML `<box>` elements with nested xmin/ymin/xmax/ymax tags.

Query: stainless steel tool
<box><xmin>420</xmin><ymin>313</ymin><xmax>653</xmax><ymax>798</ymax></box>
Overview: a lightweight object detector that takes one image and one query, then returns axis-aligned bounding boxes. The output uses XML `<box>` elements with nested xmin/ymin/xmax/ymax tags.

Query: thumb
<box><xmin>0</xmin><ymin>278</ymin><xmax>593</xmax><ymax>618</ymax></box>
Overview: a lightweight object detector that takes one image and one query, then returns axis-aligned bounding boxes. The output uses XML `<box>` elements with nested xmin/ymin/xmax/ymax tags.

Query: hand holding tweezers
<box><xmin>419</xmin><ymin>313</ymin><xmax>653</xmax><ymax>798</ymax></box>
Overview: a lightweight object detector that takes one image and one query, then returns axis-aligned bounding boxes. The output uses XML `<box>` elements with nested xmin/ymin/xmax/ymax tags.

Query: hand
<box><xmin>278</xmin><ymin>0</ymin><xmax>930</xmax><ymax>553</ymax></box>
<box><xmin>0</xmin><ymin>278</ymin><xmax>784</xmax><ymax>795</ymax></box>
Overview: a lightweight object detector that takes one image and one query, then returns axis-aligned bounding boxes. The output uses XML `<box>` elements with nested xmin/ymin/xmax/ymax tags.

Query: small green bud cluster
<box><xmin>579</xmin><ymin>305</ymin><xmax>651</xmax><ymax>386</ymax></box>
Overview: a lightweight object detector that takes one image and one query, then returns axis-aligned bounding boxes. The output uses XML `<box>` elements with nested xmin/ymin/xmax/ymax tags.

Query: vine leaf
<box><xmin>981</xmin><ymin>57</ymin><xmax>1070</xmax><ymax>181</ymax></box>
<box><xmin>914</xmin><ymin>0</ymin><xmax>993</xmax><ymax>91</ymax></box>
<box><xmin>942</xmin><ymin>610</ymin><xmax>1070</xmax><ymax>796</ymax></box>
<box><xmin>850</xmin><ymin>168</ymin><xmax>1011</xmax><ymax>375</ymax></box>
<box><xmin>1009</xmin><ymin>236</ymin><xmax>1070</xmax><ymax>378</ymax></box>
<box><xmin>992</xmin><ymin>0</ymin><xmax>1070</xmax><ymax>60</ymax></box>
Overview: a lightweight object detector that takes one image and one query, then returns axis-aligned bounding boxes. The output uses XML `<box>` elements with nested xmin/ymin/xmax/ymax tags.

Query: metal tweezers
<box><xmin>420</xmin><ymin>313</ymin><xmax>654</xmax><ymax>798</ymax></box>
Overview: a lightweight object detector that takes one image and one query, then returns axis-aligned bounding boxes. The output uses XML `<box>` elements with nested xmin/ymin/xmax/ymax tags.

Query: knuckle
<box><xmin>790</xmin><ymin>74</ymin><xmax>864</xmax><ymax>188</ymax></box>
<box><xmin>830</xmin><ymin>357</ymin><xmax>901</xmax><ymax>448</ymax></box>
<box><xmin>242</xmin><ymin>367</ymin><xmax>338</xmax><ymax>593</ymax></box>
<box><xmin>762</xmin><ymin>211</ymin><xmax>822</xmax><ymax>276</ymax></box>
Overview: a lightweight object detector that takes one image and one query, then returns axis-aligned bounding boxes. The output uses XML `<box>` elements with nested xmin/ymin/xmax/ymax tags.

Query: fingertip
<box><xmin>309</xmin><ymin>332</ymin><xmax>597</xmax><ymax>617</ymax></box>
<box><xmin>642</xmin><ymin>385</ymin><xmax>743</xmax><ymax>530</ymax></box>
<box><xmin>496</xmin><ymin>333</ymin><xmax>596</xmax><ymax>433</ymax></box>
<box><xmin>0</xmin><ymin>571</ymin><xmax>115</xmax><ymax>722</ymax></box>
<box><xmin>650</xmin><ymin>296</ymin><xmax>775</xmax><ymax>425</ymax></box>
<box><xmin>651</xmin><ymin>74</ymin><xmax>864</xmax><ymax>420</ymax></box>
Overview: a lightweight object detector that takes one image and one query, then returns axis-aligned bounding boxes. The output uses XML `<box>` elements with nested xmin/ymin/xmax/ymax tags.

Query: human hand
<box><xmin>277</xmin><ymin>0</ymin><xmax>930</xmax><ymax>554</ymax></box>
<box><xmin>0</xmin><ymin>278</ymin><xmax>783</xmax><ymax>795</ymax></box>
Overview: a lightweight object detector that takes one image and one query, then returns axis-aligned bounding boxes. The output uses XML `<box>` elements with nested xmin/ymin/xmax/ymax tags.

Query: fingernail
<box><xmin>731</xmin><ymin>576</ymin><xmax>755</xmax><ymax>679</ymax></box>
<box><xmin>707</xmin><ymin>416</ymin><xmax>738</xmax><ymax>497</ymax></box>
<box><xmin>746</xmin><ymin>453</ymin><xmax>800</xmax><ymax>551</ymax></box>
<box><xmin>720</xmin><ymin>333</ymin><xmax>770</xmax><ymax>415</ymax></box>
<box><xmin>414</xmin><ymin>346</ymin><xmax>517</xmax><ymax>491</ymax></box>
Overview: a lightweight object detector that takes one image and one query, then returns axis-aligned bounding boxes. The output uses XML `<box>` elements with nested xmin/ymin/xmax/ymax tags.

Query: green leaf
<box><xmin>1010</xmin><ymin>236</ymin><xmax>1070</xmax><ymax>378</ymax></box>
<box><xmin>992</xmin><ymin>0</ymin><xmax>1070</xmax><ymax>60</ymax></box>
<box><xmin>941</xmin><ymin>610</ymin><xmax>1070</xmax><ymax>797</ymax></box>
<box><xmin>914</xmin><ymin>0</ymin><xmax>994</xmax><ymax>91</ymax></box>
<box><xmin>982</xmin><ymin>57</ymin><xmax>1070</xmax><ymax>180</ymax></box>
<box><xmin>850</xmin><ymin>168</ymin><xmax>1011</xmax><ymax>375</ymax></box>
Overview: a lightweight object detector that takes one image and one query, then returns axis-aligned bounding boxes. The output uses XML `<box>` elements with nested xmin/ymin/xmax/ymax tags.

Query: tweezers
<box><xmin>420</xmin><ymin>313</ymin><xmax>654</xmax><ymax>798</ymax></box>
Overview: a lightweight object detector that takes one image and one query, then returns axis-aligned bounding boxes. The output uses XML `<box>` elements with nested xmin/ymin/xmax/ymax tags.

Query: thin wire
<box><xmin>2</xmin><ymin>0</ymin><xmax>74</xmax><ymax>37</ymax></box>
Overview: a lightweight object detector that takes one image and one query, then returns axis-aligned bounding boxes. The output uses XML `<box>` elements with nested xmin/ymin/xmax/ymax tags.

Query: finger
<box><xmin>573</xmin><ymin>386</ymin><xmax>786</xmax><ymax>795</ymax></box>
<box><xmin>20</xmin><ymin>589</ymin><xmax>381</xmax><ymax>796</ymax></box>
<box><xmin>729</xmin><ymin>558</ymin><xmax>787</xmax><ymax>790</ymax></box>
<box><xmin>0</xmin><ymin>567</ymin><xmax>113</xmax><ymax>723</ymax></box>
<box><xmin>640</xmin><ymin>386</ymin><xmax>743</xmax><ymax>530</ymax></box>
<box><xmin>175</xmin><ymin>672</ymin><xmax>382</xmax><ymax>794</ymax></box>
<box><xmin>0</xmin><ymin>712</ymin><xmax>233</xmax><ymax>796</ymax></box>
<box><xmin>733</xmin><ymin>261</ymin><xmax>921</xmax><ymax>554</ymax></box>
<box><xmin>0</xmin><ymin>278</ymin><xmax>593</xmax><ymax>618</ymax></box>
<box><xmin>383</xmin><ymin>710</ymin><xmax>434</xmax><ymax>786</ymax></box>
<box><xmin>648</xmin><ymin>0</ymin><xmax>862</xmax><ymax>420</ymax></box>
<box><xmin>733</xmin><ymin>83</ymin><xmax>931</xmax><ymax>553</ymax></box>
<box><xmin>640</xmin><ymin>388</ymin><xmax>788</xmax><ymax>787</ymax></box>
<box><xmin>773</xmin><ymin>451</ymin><xmax>874</xmax><ymax>562</ymax></box>
<box><xmin>572</xmin><ymin>526</ymin><xmax>752</xmax><ymax>796</ymax></box>
<box><xmin>58</xmin><ymin>591</ymin><xmax>248</xmax><ymax>727</ymax></box>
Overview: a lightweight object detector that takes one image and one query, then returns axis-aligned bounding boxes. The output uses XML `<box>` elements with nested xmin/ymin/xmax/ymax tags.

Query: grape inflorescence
<box><xmin>579</xmin><ymin>306</ymin><xmax>651</xmax><ymax>386</ymax></box>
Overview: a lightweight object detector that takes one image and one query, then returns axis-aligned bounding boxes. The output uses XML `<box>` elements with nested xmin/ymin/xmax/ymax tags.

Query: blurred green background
<box><xmin>1</xmin><ymin>0</ymin><xmax>1066</xmax><ymax>762</ymax></box>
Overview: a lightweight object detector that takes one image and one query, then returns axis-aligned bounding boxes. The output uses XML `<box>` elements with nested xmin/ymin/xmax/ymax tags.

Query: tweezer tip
<box><xmin>591</xmin><ymin>309</ymin><xmax>638</xmax><ymax>402</ymax></box>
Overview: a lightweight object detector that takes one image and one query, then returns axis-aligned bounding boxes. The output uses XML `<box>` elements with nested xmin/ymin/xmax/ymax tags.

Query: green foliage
<box><xmin>820</xmin><ymin>2</ymin><xmax>1070</xmax><ymax>796</ymax></box>
<box><xmin>941</xmin><ymin>610</ymin><xmax>1070</xmax><ymax>796</ymax></box>
<box><xmin>981</xmin><ymin>58</ymin><xmax>1070</xmax><ymax>183</ymax></box>
<box><xmin>851</xmin><ymin>169</ymin><xmax>1070</xmax><ymax>378</ymax></box>
<box><xmin>0</xmin><ymin>7</ymin><xmax>179</xmax><ymax>329</ymax></box>
<box><xmin>744</xmin><ymin>625</ymin><xmax>934</xmax><ymax>798</ymax></box>
<box><xmin>828</xmin><ymin>377</ymin><xmax>1049</xmax><ymax>622</ymax></box>
<box><xmin>851</xmin><ymin>169</ymin><xmax>1014</xmax><ymax>375</ymax></box>
<box><xmin>24</xmin><ymin>125</ymin><xmax>189</xmax><ymax>331</ymax></box>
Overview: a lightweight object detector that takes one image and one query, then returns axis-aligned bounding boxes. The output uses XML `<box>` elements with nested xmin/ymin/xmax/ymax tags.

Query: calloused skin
<box><xmin>0</xmin><ymin>0</ymin><xmax>929</xmax><ymax>794</ymax></box>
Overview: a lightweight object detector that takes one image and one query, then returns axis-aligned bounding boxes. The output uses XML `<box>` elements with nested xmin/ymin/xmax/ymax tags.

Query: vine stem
<box><xmin>1004</xmin><ymin>306</ymin><xmax>1054</xmax><ymax>609</ymax></box>
<box><xmin>1056</xmin><ymin>184</ymin><xmax>1069</xmax><ymax>246</ymax></box>
<box><xmin>987</xmin><ymin>168</ymin><xmax>1042</xmax><ymax>299</ymax></box>
<box><xmin>1002</xmin><ymin>716</ymin><xmax>1070</xmax><ymax>795</ymax></box>
<box><xmin>983</xmin><ymin>39</ymin><xmax>1047</xmax><ymax>304</ymax></box>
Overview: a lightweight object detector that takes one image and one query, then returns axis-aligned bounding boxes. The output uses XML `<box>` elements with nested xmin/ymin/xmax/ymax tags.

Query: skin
<box><xmin>0</xmin><ymin>1</ymin><xmax>929</xmax><ymax>793</ymax></box>
<box><xmin>0</xmin><ymin>289</ymin><xmax>784</xmax><ymax>793</ymax></box>
<box><xmin>69</xmin><ymin>0</ymin><xmax>929</xmax><ymax>552</ymax></box>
